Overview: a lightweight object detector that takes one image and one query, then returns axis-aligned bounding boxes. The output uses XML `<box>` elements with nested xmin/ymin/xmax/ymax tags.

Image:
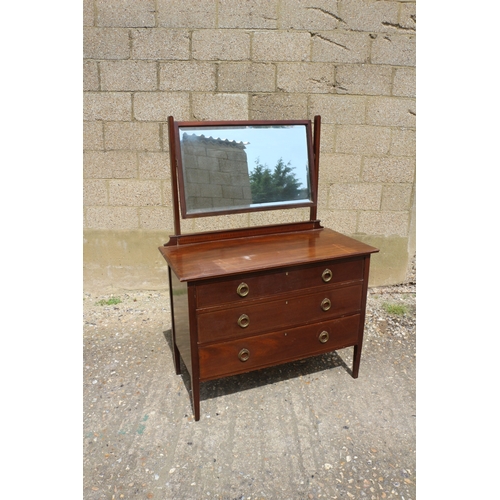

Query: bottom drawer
<box><xmin>199</xmin><ymin>314</ymin><xmax>360</xmax><ymax>381</ymax></box>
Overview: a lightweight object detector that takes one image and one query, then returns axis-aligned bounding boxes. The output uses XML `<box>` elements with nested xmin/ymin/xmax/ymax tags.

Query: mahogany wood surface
<box><xmin>197</xmin><ymin>283</ymin><xmax>363</xmax><ymax>344</ymax></box>
<box><xmin>195</xmin><ymin>256</ymin><xmax>364</xmax><ymax>309</ymax></box>
<box><xmin>352</xmin><ymin>255</ymin><xmax>372</xmax><ymax>378</ymax></box>
<box><xmin>198</xmin><ymin>314</ymin><xmax>360</xmax><ymax>381</ymax></box>
<box><xmin>167</xmin><ymin>116</ymin><xmax>182</xmax><ymax>235</ymax></box>
<box><xmin>167</xmin><ymin>268</ymin><xmax>181</xmax><ymax>375</ymax></box>
<box><xmin>169</xmin><ymin>270</ymin><xmax>192</xmax><ymax>375</ymax></box>
<box><xmin>165</xmin><ymin>220</ymin><xmax>323</xmax><ymax>246</ymax></box>
<box><xmin>310</xmin><ymin>115</ymin><xmax>321</xmax><ymax>221</ymax></box>
<box><xmin>160</xmin><ymin>227</ymin><xmax>378</xmax><ymax>283</ymax></box>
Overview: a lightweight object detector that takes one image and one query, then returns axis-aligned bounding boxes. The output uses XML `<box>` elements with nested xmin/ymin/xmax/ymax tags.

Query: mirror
<box><xmin>174</xmin><ymin>121</ymin><xmax>315</xmax><ymax>218</ymax></box>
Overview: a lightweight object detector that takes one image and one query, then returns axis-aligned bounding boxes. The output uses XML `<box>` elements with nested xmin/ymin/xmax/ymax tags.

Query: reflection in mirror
<box><xmin>178</xmin><ymin>125</ymin><xmax>312</xmax><ymax>215</ymax></box>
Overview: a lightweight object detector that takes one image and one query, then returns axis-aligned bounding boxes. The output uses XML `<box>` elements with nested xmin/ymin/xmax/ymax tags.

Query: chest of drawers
<box><xmin>159</xmin><ymin>223</ymin><xmax>378</xmax><ymax>420</ymax></box>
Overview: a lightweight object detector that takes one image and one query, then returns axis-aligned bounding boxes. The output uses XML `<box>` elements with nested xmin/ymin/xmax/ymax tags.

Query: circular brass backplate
<box><xmin>237</xmin><ymin>282</ymin><xmax>249</xmax><ymax>297</ymax></box>
<box><xmin>322</xmin><ymin>268</ymin><xmax>332</xmax><ymax>282</ymax></box>
<box><xmin>321</xmin><ymin>298</ymin><xmax>331</xmax><ymax>311</ymax></box>
<box><xmin>318</xmin><ymin>331</ymin><xmax>329</xmax><ymax>343</ymax></box>
<box><xmin>238</xmin><ymin>348</ymin><xmax>250</xmax><ymax>362</ymax></box>
<box><xmin>238</xmin><ymin>314</ymin><xmax>250</xmax><ymax>328</ymax></box>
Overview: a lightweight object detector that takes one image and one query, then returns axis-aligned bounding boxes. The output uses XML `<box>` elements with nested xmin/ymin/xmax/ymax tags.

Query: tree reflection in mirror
<box><xmin>250</xmin><ymin>157</ymin><xmax>307</xmax><ymax>204</ymax></box>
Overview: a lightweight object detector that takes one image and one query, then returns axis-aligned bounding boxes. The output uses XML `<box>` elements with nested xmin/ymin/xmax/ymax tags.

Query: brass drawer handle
<box><xmin>318</xmin><ymin>331</ymin><xmax>329</xmax><ymax>343</ymax></box>
<box><xmin>238</xmin><ymin>348</ymin><xmax>250</xmax><ymax>362</ymax></box>
<box><xmin>321</xmin><ymin>298</ymin><xmax>331</xmax><ymax>311</ymax></box>
<box><xmin>237</xmin><ymin>282</ymin><xmax>249</xmax><ymax>297</ymax></box>
<box><xmin>322</xmin><ymin>268</ymin><xmax>332</xmax><ymax>283</ymax></box>
<box><xmin>238</xmin><ymin>314</ymin><xmax>250</xmax><ymax>328</ymax></box>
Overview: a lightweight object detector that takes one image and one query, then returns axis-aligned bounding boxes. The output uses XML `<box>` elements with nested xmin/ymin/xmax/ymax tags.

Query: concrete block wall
<box><xmin>83</xmin><ymin>0</ymin><xmax>416</xmax><ymax>292</ymax></box>
<box><xmin>181</xmin><ymin>134</ymin><xmax>252</xmax><ymax>211</ymax></box>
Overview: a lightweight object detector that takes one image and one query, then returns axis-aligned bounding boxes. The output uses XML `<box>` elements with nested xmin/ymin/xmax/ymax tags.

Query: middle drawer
<box><xmin>197</xmin><ymin>282</ymin><xmax>363</xmax><ymax>344</ymax></box>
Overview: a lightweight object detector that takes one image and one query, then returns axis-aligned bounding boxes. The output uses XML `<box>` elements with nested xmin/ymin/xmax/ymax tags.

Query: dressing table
<box><xmin>159</xmin><ymin>116</ymin><xmax>378</xmax><ymax>420</ymax></box>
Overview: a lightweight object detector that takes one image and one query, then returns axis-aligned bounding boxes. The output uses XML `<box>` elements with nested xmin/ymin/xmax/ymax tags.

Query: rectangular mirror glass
<box><xmin>174</xmin><ymin>121</ymin><xmax>315</xmax><ymax>218</ymax></box>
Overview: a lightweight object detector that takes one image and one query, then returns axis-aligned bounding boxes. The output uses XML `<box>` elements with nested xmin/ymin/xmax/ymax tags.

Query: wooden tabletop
<box><xmin>159</xmin><ymin>228</ymin><xmax>378</xmax><ymax>282</ymax></box>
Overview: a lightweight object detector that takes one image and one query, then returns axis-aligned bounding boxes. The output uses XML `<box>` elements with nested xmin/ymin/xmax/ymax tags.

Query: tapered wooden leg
<box><xmin>192</xmin><ymin>378</ymin><xmax>200</xmax><ymax>421</ymax></box>
<box><xmin>352</xmin><ymin>344</ymin><xmax>362</xmax><ymax>378</ymax></box>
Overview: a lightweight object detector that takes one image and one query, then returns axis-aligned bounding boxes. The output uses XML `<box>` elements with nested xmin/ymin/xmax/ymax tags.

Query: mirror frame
<box><xmin>168</xmin><ymin>117</ymin><xmax>321</xmax><ymax>235</ymax></box>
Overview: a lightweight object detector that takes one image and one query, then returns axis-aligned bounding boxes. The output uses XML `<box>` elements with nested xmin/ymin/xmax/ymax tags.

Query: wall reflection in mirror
<box><xmin>178</xmin><ymin>125</ymin><xmax>312</xmax><ymax>216</ymax></box>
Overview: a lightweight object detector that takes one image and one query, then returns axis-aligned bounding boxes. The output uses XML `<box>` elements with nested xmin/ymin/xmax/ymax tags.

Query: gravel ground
<box><xmin>83</xmin><ymin>262</ymin><xmax>416</xmax><ymax>500</ymax></box>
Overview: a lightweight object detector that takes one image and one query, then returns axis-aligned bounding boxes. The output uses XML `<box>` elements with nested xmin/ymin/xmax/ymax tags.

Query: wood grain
<box><xmin>160</xmin><ymin>227</ymin><xmax>378</xmax><ymax>282</ymax></box>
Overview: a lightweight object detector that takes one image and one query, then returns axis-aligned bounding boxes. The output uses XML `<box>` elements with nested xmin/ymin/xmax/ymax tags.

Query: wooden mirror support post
<box><xmin>159</xmin><ymin>116</ymin><xmax>379</xmax><ymax>421</ymax></box>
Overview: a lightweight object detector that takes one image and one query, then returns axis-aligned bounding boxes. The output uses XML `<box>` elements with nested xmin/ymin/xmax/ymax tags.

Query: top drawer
<box><xmin>195</xmin><ymin>257</ymin><xmax>364</xmax><ymax>309</ymax></box>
